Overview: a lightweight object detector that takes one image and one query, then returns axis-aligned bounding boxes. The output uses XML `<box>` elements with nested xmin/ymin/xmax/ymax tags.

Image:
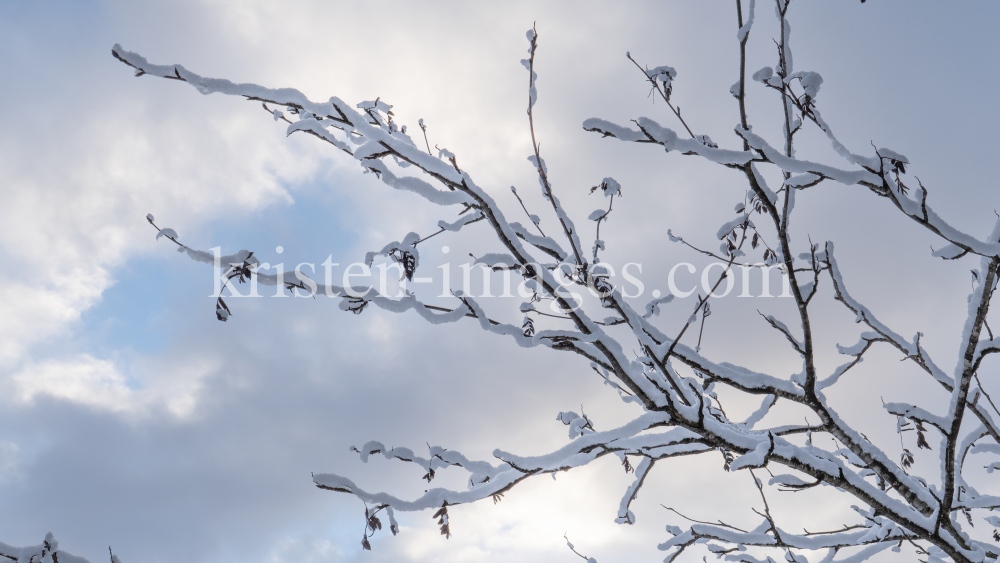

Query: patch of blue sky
<box><xmin>78</xmin><ymin>254</ymin><xmax>189</xmax><ymax>359</ymax></box>
<box><xmin>77</xmin><ymin>173</ymin><xmax>360</xmax><ymax>365</ymax></box>
<box><xmin>203</xmin><ymin>175</ymin><xmax>361</xmax><ymax>278</ymax></box>
<box><xmin>0</xmin><ymin>0</ymin><xmax>105</xmax><ymax>90</ymax></box>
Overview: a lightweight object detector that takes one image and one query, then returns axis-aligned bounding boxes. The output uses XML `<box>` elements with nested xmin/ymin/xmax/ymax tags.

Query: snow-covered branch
<box><xmin>0</xmin><ymin>533</ymin><xmax>106</xmax><ymax>563</ymax></box>
<box><xmin>102</xmin><ymin>3</ymin><xmax>1000</xmax><ymax>562</ymax></box>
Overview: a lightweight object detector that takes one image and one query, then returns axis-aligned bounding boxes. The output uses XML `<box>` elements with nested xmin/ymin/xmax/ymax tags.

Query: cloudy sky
<box><xmin>2</xmin><ymin>1</ymin><xmax>999</xmax><ymax>562</ymax></box>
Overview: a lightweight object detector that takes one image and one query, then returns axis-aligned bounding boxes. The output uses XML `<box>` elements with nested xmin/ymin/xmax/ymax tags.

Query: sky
<box><xmin>1</xmin><ymin>1</ymin><xmax>1000</xmax><ymax>562</ymax></box>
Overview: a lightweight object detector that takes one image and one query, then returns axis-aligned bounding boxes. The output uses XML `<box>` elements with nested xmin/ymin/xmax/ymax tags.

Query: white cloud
<box><xmin>0</xmin><ymin>278</ymin><xmax>105</xmax><ymax>366</ymax></box>
<box><xmin>0</xmin><ymin>64</ymin><xmax>337</xmax><ymax>368</ymax></box>
<box><xmin>10</xmin><ymin>355</ymin><xmax>135</xmax><ymax>413</ymax></box>
<box><xmin>8</xmin><ymin>354</ymin><xmax>216</xmax><ymax>418</ymax></box>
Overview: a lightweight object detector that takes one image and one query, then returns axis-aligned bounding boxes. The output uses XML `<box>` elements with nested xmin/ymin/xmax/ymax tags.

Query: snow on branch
<box><xmin>0</xmin><ymin>533</ymin><xmax>103</xmax><ymax>563</ymax></box>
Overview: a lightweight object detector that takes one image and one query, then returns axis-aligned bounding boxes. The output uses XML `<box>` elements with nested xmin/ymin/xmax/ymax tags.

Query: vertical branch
<box><xmin>418</xmin><ymin>119</ymin><xmax>432</xmax><ymax>155</ymax></box>
<box><xmin>749</xmin><ymin>469</ymin><xmax>783</xmax><ymax>544</ymax></box>
<box><xmin>771</xmin><ymin>0</ymin><xmax>816</xmax><ymax>393</ymax></box>
<box><xmin>526</xmin><ymin>26</ymin><xmax>586</xmax><ymax>266</ymax></box>
<box><xmin>592</xmin><ymin>193</ymin><xmax>614</xmax><ymax>262</ymax></box>
<box><xmin>941</xmin><ymin>256</ymin><xmax>1000</xmax><ymax>534</ymax></box>
<box><xmin>775</xmin><ymin>0</ymin><xmax>796</xmax><ymax>166</ymax></box>
<box><xmin>736</xmin><ymin>0</ymin><xmax>752</xmax><ymax>146</ymax></box>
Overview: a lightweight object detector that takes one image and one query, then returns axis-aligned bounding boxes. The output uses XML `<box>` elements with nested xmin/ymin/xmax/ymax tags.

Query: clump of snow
<box><xmin>644</xmin><ymin>295</ymin><xmax>675</xmax><ymax>318</ymax></box>
<box><xmin>156</xmin><ymin>227</ymin><xmax>178</xmax><ymax>241</ymax></box>
<box><xmin>696</xmin><ymin>134</ymin><xmax>717</xmax><ymax>148</ymax></box>
<box><xmin>736</xmin><ymin>0</ymin><xmax>756</xmax><ymax>42</ymax></box>
<box><xmin>646</xmin><ymin>65</ymin><xmax>676</xmax><ymax>89</ymax></box>
<box><xmin>752</xmin><ymin>66</ymin><xmax>773</xmax><ymax>82</ymax></box>
<box><xmin>876</xmin><ymin>147</ymin><xmax>908</xmax><ymax>164</ymax></box>
<box><xmin>597</xmin><ymin>177</ymin><xmax>621</xmax><ymax>198</ymax></box>
<box><xmin>789</xmin><ymin>71</ymin><xmax>823</xmax><ymax>98</ymax></box>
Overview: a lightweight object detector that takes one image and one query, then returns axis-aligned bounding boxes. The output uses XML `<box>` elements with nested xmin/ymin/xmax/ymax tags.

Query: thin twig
<box><xmin>661</xmin><ymin>505</ymin><xmax>748</xmax><ymax>533</ymax></box>
<box><xmin>511</xmin><ymin>186</ymin><xmax>546</xmax><ymax>237</ymax></box>
<box><xmin>626</xmin><ymin>53</ymin><xmax>695</xmax><ymax>138</ymax></box>
<box><xmin>526</xmin><ymin>25</ymin><xmax>585</xmax><ymax>266</ymax></box>
<box><xmin>974</xmin><ymin>372</ymin><xmax>1000</xmax><ymax>419</ymax></box>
